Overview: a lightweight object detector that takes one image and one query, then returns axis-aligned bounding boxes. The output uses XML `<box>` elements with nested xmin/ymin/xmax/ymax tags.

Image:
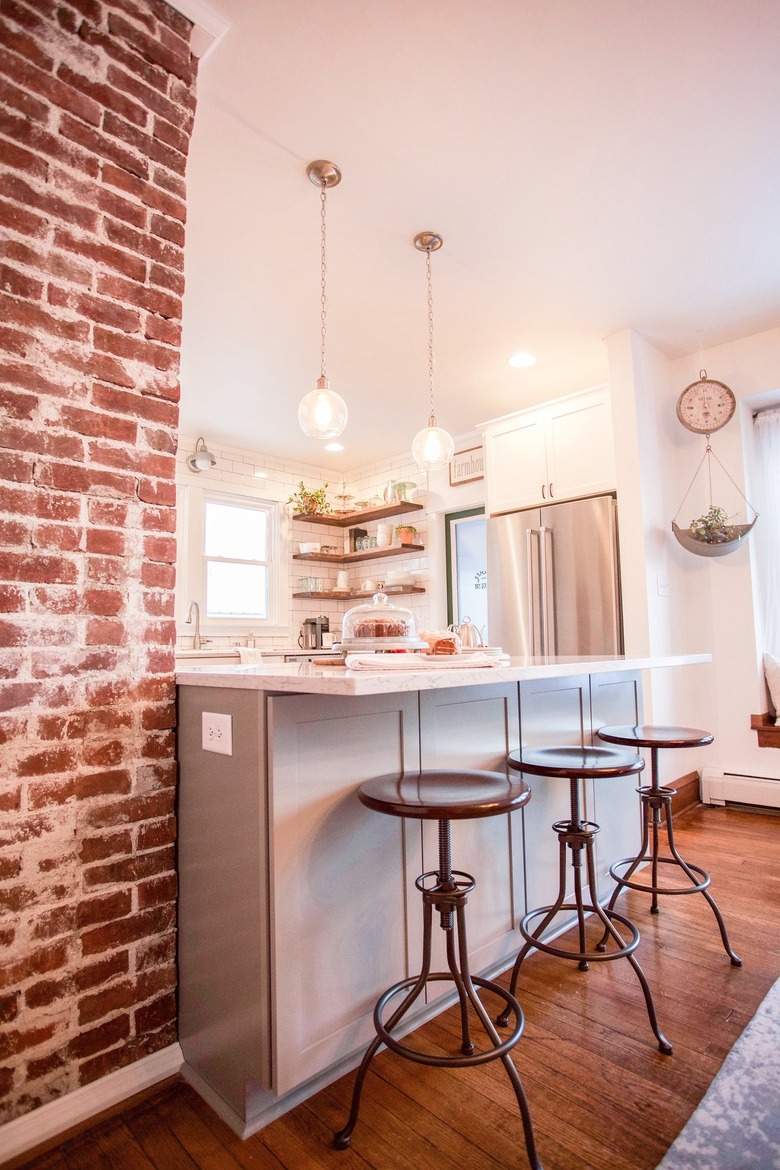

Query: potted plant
<box><xmin>689</xmin><ymin>505</ymin><xmax>737</xmax><ymax>544</ymax></box>
<box><xmin>287</xmin><ymin>482</ymin><xmax>331</xmax><ymax>515</ymax></box>
<box><xmin>394</xmin><ymin>523</ymin><xmax>418</xmax><ymax>545</ymax></box>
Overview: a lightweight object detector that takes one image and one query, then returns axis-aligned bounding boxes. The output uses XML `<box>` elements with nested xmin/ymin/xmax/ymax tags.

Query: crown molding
<box><xmin>167</xmin><ymin>0</ymin><xmax>230</xmax><ymax>59</ymax></box>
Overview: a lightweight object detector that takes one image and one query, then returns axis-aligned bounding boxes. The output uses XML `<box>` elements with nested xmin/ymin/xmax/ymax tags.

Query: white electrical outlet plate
<box><xmin>202</xmin><ymin>711</ymin><xmax>233</xmax><ymax>755</ymax></box>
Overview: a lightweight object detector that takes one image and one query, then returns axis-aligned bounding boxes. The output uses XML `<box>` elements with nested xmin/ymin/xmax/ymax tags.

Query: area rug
<box><xmin>657</xmin><ymin>976</ymin><xmax>780</xmax><ymax>1169</ymax></box>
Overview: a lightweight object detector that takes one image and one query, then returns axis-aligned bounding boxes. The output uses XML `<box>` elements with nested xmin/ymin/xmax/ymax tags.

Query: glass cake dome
<box><xmin>340</xmin><ymin>592</ymin><xmax>427</xmax><ymax>650</ymax></box>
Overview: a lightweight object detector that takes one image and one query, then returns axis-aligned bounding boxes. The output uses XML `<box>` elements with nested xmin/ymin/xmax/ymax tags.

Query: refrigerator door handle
<box><xmin>538</xmin><ymin>525</ymin><xmax>556</xmax><ymax>656</ymax></box>
<box><xmin>526</xmin><ymin>527</ymin><xmax>542</xmax><ymax>656</ymax></box>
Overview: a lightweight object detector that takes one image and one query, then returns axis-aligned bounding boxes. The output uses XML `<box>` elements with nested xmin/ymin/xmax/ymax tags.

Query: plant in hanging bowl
<box><xmin>287</xmin><ymin>482</ymin><xmax>331</xmax><ymax>515</ymax></box>
<box><xmin>689</xmin><ymin>505</ymin><xmax>739</xmax><ymax>544</ymax></box>
<box><xmin>395</xmin><ymin>523</ymin><xmax>418</xmax><ymax>545</ymax></box>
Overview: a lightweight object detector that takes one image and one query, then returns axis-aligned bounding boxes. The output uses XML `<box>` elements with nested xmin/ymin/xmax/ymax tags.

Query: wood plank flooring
<box><xmin>11</xmin><ymin>804</ymin><xmax>780</xmax><ymax>1170</ymax></box>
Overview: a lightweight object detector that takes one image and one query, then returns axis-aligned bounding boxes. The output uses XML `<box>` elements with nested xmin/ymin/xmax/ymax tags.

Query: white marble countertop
<box><xmin>175</xmin><ymin>653</ymin><xmax>711</xmax><ymax>696</ymax></box>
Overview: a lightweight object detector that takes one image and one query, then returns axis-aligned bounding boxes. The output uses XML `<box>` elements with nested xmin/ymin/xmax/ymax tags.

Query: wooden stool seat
<box><xmin>358</xmin><ymin>767</ymin><xmax>535</xmax><ymax>820</ymax></box>
<box><xmin>334</xmin><ymin>768</ymin><xmax>542</xmax><ymax>1170</ymax></box>
<box><xmin>596</xmin><ymin>724</ymin><xmax>741</xmax><ymax>967</ymax></box>
<box><xmin>500</xmin><ymin>745</ymin><xmax>672</xmax><ymax>1055</ymax></box>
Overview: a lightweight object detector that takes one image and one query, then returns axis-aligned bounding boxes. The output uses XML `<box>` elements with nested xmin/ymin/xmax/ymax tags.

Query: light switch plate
<box><xmin>202</xmin><ymin>711</ymin><xmax>233</xmax><ymax>755</ymax></box>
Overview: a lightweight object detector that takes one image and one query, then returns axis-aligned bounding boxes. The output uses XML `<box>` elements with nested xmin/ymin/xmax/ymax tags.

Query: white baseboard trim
<box><xmin>701</xmin><ymin>767</ymin><xmax>780</xmax><ymax>809</ymax></box>
<box><xmin>0</xmin><ymin>1043</ymin><xmax>183</xmax><ymax>1164</ymax></box>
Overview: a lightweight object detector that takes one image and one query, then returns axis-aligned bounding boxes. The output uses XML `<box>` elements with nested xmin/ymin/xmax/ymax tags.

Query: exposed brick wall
<box><xmin>0</xmin><ymin>0</ymin><xmax>196</xmax><ymax>1122</ymax></box>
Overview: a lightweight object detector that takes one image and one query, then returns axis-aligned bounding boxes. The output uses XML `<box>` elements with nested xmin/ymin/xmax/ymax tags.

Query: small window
<box><xmin>177</xmin><ymin>485</ymin><xmax>285</xmax><ymax>636</ymax></box>
<box><xmin>204</xmin><ymin>499</ymin><xmax>269</xmax><ymax>619</ymax></box>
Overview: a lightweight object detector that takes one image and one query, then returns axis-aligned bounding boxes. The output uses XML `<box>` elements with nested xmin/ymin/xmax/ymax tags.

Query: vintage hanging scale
<box><xmin>672</xmin><ymin>368</ymin><xmax>757</xmax><ymax>557</ymax></box>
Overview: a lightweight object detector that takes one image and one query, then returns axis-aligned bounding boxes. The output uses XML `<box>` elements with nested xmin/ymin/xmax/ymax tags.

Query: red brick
<box><xmin>79</xmin><ymin>829</ymin><xmax>132</xmax><ymax>862</ymax></box>
<box><xmin>78</xmin><ymin>980</ymin><xmax>134</xmax><ymax>1025</ymax></box>
<box><xmin>67</xmin><ymin>1013</ymin><xmax>130</xmax><ymax>1059</ymax></box>
<box><xmin>0</xmin><ymin>585</ymin><xmax>25</xmax><ymax>613</ymax></box>
<box><xmin>106</xmin><ymin>13</ymin><xmax>193</xmax><ymax>84</ymax></box>
<box><xmin>32</xmin><ymin>905</ymin><xmax>77</xmax><ymax>941</ymax></box>
<box><xmin>0</xmin><ymin>553</ymin><xmax>78</xmax><ymax>584</ymax></box>
<box><xmin>137</xmin><ymin>872</ymin><xmax>176</xmax><ymax>909</ymax></box>
<box><xmin>84</xmin><ymin>846</ymin><xmax>174</xmax><ymax>888</ymax></box>
<box><xmin>0</xmin><ymin>940</ymin><xmax>69</xmax><ymax>991</ymax></box>
<box><xmin>83</xmin><ymin>588</ymin><xmax>126</xmax><ymax>616</ymax></box>
<box><xmin>0</xmin><ymin>263</ymin><xmax>44</xmax><ymax>300</ymax></box>
<box><xmin>80</xmin><ymin>904</ymin><xmax>175</xmax><ymax>955</ymax></box>
<box><xmin>85</xmin><ymin>529</ymin><xmax>126</xmax><ymax>556</ymax></box>
<box><xmin>87</xmin><ymin>499</ymin><xmax>130</xmax><ymax>527</ymax></box>
<box><xmin>76</xmin><ymin>889</ymin><xmax>131</xmax><ymax>929</ymax></box>
<box><xmin>134</xmin><ymin>990</ymin><xmax>175</xmax><ymax>1034</ymax></box>
<box><xmin>0</xmin><ymin>992</ymin><xmax>20</xmax><ymax>1024</ymax></box>
<box><xmin>74</xmin><ymin>951</ymin><xmax>129</xmax><ymax>992</ymax></box>
<box><xmin>1</xmin><ymin>171</ymin><xmax>99</xmax><ymax>232</ymax></box>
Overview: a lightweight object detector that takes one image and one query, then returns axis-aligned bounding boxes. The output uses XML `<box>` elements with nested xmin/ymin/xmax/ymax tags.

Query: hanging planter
<box><xmin>672</xmin><ymin>443</ymin><xmax>757</xmax><ymax>558</ymax></box>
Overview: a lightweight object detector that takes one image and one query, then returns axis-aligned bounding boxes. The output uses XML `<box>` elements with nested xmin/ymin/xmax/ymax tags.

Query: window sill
<box><xmin>750</xmin><ymin>712</ymin><xmax>780</xmax><ymax>748</ymax></box>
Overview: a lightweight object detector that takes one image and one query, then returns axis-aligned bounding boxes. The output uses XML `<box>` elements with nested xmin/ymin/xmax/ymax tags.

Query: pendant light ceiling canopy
<box><xmin>297</xmin><ymin>160</ymin><xmax>348</xmax><ymax>441</ymax></box>
<box><xmin>411</xmin><ymin>231</ymin><xmax>454</xmax><ymax>472</ymax></box>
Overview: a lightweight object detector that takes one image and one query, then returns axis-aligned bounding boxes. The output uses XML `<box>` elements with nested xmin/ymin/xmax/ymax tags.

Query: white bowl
<box><xmin>299</xmin><ymin>542</ymin><xmax>321</xmax><ymax>555</ymax></box>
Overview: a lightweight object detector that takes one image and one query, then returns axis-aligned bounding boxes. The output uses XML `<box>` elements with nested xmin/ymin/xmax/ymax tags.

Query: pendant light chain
<box><xmin>319</xmin><ymin>183</ymin><xmax>328</xmax><ymax>380</ymax></box>
<box><xmin>298</xmin><ymin>159</ymin><xmax>347</xmax><ymax>440</ymax></box>
<box><xmin>426</xmin><ymin>244</ymin><xmax>436</xmax><ymax>424</ymax></box>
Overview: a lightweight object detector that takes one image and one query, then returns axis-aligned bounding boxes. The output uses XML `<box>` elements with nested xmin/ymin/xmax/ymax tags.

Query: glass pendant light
<box><xmin>411</xmin><ymin>232</ymin><xmax>454</xmax><ymax>472</ymax></box>
<box><xmin>297</xmin><ymin>160</ymin><xmax>348</xmax><ymax>440</ymax></box>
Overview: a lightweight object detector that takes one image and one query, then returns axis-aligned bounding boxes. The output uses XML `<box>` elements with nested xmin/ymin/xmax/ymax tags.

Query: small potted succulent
<box><xmin>287</xmin><ymin>482</ymin><xmax>331</xmax><ymax>515</ymax></box>
<box><xmin>394</xmin><ymin>523</ymin><xmax>418</xmax><ymax>545</ymax></box>
<box><xmin>689</xmin><ymin>505</ymin><xmax>737</xmax><ymax>544</ymax></box>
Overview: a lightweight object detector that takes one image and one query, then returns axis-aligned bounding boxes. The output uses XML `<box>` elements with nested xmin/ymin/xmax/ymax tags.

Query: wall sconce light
<box><xmin>187</xmin><ymin>437</ymin><xmax>217</xmax><ymax>472</ymax></box>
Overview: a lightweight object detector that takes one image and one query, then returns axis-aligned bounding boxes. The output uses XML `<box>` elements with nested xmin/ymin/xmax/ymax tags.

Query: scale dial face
<box><xmin>676</xmin><ymin>378</ymin><xmax>736</xmax><ymax>434</ymax></box>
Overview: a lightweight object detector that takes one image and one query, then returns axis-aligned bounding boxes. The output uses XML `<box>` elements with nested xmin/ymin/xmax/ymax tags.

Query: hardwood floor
<box><xmin>11</xmin><ymin>804</ymin><xmax>780</xmax><ymax>1170</ymax></box>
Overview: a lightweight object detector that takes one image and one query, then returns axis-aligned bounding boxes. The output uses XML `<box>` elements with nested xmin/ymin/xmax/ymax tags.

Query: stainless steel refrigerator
<box><xmin>486</xmin><ymin>493</ymin><xmax>622</xmax><ymax>657</ymax></box>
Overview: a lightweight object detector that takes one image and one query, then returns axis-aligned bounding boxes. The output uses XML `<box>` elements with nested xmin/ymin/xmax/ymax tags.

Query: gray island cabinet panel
<box><xmin>267</xmin><ymin>691</ymin><xmax>421</xmax><ymax>1096</ymax></box>
<box><xmin>177</xmin><ymin>686</ymin><xmax>271</xmax><ymax>1121</ymax></box>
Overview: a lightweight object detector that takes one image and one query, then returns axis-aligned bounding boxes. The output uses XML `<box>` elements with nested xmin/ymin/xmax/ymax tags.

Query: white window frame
<box><xmin>176</xmin><ymin>483</ymin><xmax>287</xmax><ymax>639</ymax></box>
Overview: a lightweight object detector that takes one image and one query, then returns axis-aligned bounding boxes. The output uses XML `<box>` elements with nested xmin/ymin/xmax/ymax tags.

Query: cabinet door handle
<box><xmin>541</xmin><ymin>483</ymin><xmax>546</xmax><ymax>499</ymax></box>
<box><xmin>549</xmin><ymin>482</ymin><xmax>554</xmax><ymax>499</ymax></box>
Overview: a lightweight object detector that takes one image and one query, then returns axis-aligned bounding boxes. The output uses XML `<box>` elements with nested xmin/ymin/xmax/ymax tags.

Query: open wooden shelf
<box><xmin>292</xmin><ymin>585</ymin><xmax>426</xmax><ymax>601</ymax></box>
<box><xmin>293</xmin><ymin>543</ymin><xmax>424</xmax><ymax>565</ymax></box>
<box><xmin>291</xmin><ymin>501</ymin><xmax>424</xmax><ymax>528</ymax></box>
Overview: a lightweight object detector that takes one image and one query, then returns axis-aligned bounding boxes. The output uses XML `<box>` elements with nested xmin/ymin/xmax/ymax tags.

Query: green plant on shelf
<box><xmin>689</xmin><ymin>505</ymin><xmax>739</xmax><ymax>543</ymax></box>
<box><xmin>287</xmin><ymin>482</ymin><xmax>331</xmax><ymax>515</ymax></box>
<box><xmin>394</xmin><ymin>523</ymin><xmax>417</xmax><ymax>544</ymax></box>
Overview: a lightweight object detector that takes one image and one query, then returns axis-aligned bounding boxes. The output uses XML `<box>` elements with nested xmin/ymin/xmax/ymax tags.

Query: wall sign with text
<box><xmin>449</xmin><ymin>446</ymin><xmax>484</xmax><ymax>486</ymax></box>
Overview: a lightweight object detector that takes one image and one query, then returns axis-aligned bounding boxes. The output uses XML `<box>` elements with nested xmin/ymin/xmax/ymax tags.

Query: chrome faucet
<box><xmin>185</xmin><ymin>600</ymin><xmax>204</xmax><ymax>649</ymax></box>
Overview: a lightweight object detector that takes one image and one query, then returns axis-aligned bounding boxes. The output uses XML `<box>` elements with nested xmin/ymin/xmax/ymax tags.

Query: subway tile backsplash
<box><xmin>176</xmin><ymin>437</ymin><xmax>431</xmax><ymax>650</ymax></box>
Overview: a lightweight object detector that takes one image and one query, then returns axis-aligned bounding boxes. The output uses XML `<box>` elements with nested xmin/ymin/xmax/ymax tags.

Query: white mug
<box><xmin>362</xmin><ymin>578</ymin><xmax>376</xmax><ymax>592</ymax></box>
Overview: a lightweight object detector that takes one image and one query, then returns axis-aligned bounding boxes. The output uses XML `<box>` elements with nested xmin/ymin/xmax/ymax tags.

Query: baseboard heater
<box><xmin>701</xmin><ymin>767</ymin><xmax>780</xmax><ymax>810</ymax></box>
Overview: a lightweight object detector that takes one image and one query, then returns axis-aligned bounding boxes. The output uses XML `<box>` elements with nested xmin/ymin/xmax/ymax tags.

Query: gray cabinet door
<box><xmin>267</xmin><ymin>691</ymin><xmax>420</xmax><ymax>1095</ymax></box>
<box><xmin>418</xmin><ymin>683</ymin><xmax>523</xmax><ymax>983</ymax></box>
<box><xmin>518</xmin><ymin>674</ymin><xmax>591</xmax><ymax>915</ymax></box>
<box><xmin>588</xmin><ymin>670</ymin><xmax>643</xmax><ymax>900</ymax></box>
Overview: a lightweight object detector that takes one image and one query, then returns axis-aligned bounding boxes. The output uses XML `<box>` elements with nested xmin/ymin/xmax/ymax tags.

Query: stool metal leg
<box><xmin>335</xmin><ymin>819</ymin><xmax>543</xmax><ymax>1170</ymax></box>
<box><xmin>499</xmin><ymin>778</ymin><xmax>672</xmax><ymax>1054</ymax></box>
<box><xmin>604</xmin><ymin>747</ymin><xmax>742</xmax><ymax>966</ymax></box>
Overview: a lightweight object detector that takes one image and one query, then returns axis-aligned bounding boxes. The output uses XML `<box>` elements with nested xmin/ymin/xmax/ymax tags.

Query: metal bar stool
<box><xmin>596</xmin><ymin>724</ymin><xmax>742</xmax><ymax>966</ymax></box>
<box><xmin>498</xmin><ymin>745</ymin><xmax>673</xmax><ymax>1055</ymax></box>
<box><xmin>334</xmin><ymin>768</ymin><xmax>543</xmax><ymax>1170</ymax></box>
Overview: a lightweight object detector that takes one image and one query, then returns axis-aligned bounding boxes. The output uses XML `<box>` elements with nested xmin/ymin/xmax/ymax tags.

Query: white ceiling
<box><xmin>179</xmin><ymin>0</ymin><xmax>780</xmax><ymax>472</ymax></box>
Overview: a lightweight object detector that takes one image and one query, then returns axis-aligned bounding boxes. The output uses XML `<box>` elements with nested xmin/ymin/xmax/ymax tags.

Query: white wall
<box><xmin>607</xmin><ymin>325</ymin><xmax>780</xmax><ymax>785</ymax></box>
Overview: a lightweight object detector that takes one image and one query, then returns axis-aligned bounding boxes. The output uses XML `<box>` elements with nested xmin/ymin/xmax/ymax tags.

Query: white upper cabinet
<box><xmin>481</xmin><ymin>387</ymin><xmax>616</xmax><ymax>515</ymax></box>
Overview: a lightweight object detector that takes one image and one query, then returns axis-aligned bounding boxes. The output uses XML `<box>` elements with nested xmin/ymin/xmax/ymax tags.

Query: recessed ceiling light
<box><xmin>508</xmin><ymin>351</ymin><xmax>537</xmax><ymax>369</ymax></box>
<box><xmin>324</xmin><ymin>442</ymin><xmax>344</xmax><ymax>452</ymax></box>
<box><xmin>253</xmin><ymin>469</ymin><xmax>268</xmax><ymax>478</ymax></box>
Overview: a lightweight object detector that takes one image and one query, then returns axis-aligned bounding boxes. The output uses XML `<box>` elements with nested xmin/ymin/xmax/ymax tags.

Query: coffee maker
<box><xmin>298</xmin><ymin>615</ymin><xmax>329</xmax><ymax>649</ymax></box>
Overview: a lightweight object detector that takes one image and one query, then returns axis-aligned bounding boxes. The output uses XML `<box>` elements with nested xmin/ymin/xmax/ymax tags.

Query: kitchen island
<box><xmin>175</xmin><ymin>653</ymin><xmax>708</xmax><ymax>1137</ymax></box>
